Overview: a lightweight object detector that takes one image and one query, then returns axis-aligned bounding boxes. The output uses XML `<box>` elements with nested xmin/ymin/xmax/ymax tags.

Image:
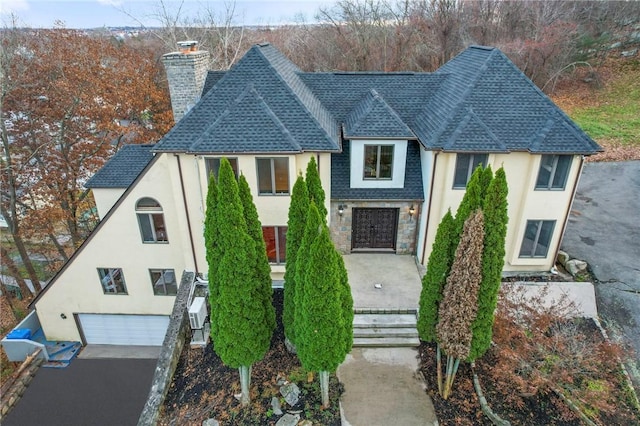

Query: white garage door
<box><xmin>78</xmin><ymin>314</ymin><xmax>170</xmax><ymax>346</ymax></box>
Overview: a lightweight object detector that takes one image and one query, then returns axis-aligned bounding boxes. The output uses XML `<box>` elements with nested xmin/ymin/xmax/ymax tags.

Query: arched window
<box><xmin>136</xmin><ymin>198</ymin><xmax>168</xmax><ymax>243</ymax></box>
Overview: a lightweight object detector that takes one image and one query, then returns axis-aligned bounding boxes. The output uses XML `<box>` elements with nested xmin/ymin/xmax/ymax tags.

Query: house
<box><xmin>28</xmin><ymin>42</ymin><xmax>600</xmax><ymax>346</ymax></box>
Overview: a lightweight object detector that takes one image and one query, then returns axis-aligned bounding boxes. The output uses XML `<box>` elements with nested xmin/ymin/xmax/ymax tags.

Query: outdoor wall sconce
<box><xmin>409</xmin><ymin>205</ymin><xmax>416</xmax><ymax>221</ymax></box>
<box><xmin>60</xmin><ymin>313</ymin><xmax>67</xmax><ymax>319</ymax></box>
<box><xmin>338</xmin><ymin>204</ymin><xmax>347</xmax><ymax>216</ymax></box>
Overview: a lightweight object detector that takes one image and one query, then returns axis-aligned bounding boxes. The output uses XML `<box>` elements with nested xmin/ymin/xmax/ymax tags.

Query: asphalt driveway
<box><xmin>3</xmin><ymin>358</ymin><xmax>156</xmax><ymax>426</ymax></box>
<box><xmin>561</xmin><ymin>160</ymin><xmax>640</xmax><ymax>390</ymax></box>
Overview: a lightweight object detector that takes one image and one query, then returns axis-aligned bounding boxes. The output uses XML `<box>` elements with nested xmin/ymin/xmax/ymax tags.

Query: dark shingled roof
<box><xmin>332</xmin><ymin>141</ymin><xmax>424</xmax><ymax>200</ymax></box>
<box><xmin>85</xmin><ymin>144</ymin><xmax>154</xmax><ymax>188</ymax></box>
<box><xmin>154</xmin><ymin>43</ymin><xmax>600</xmax><ymax>157</ymax></box>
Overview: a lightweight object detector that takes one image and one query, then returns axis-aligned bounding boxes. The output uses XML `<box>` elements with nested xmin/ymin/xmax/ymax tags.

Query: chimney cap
<box><xmin>177</xmin><ymin>40</ymin><xmax>198</xmax><ymax>47</ymax></box>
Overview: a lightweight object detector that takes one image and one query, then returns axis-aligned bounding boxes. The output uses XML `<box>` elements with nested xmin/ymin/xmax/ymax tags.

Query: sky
<box><xmin>0</xmin><ymin>0</ymin><xmax>336</xmax><ymax>28</ymax></box>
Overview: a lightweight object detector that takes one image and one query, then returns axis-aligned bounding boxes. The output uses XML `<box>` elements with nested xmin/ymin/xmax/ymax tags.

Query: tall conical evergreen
<box><xmin>479</xmin><ymin>165</ymin><xmax>493</xmax><ymax>198</ymax></box>
<box><xmin>469</xmin><ymin>167</ymin><xmax>508</xmax><ymax>361</ymax></box>
<box><xmin>283</xmin><ymin>175</ymin><xmax>309</xmax><ymax>345</ymax></box>
<box><xmin>417</xmin><ymin>209</ymin><xmax>455</xmax><ymax>342</ymax></box>
<box><xmin>334</xmin><ymin>249</ymin><xmax>354</xmax><ymax>356</ymax></box>
<box><xmin>238</xmin><ymin>174</ymin><xmax>276</xmax><ymax>335</ymax></box>
<box><xmin>204</xmin><ymin>172</ymin><xmax>221</xmax><ymax>342</ymax></box>
<box><xmin>293</xmin><ymin>201</ymin><xmax>322</xmax><ymax>347</ymax></box>
<box><xmin>306</xmin><ymin>156</ymin><xmax>327</xmax><ymax>222</ymax></box>
<box><xmin>453</xmin><ymin>165</ymin><xmax>485</xmax><ymax>251</ymax></box>
<box><xmin>212</xmin><ymin>158</ymin><xmax>272</xmax><ymax>406</ymax></box>
<box><xmin>298</xmin><ymin>221</ymin><xmax>351</xmax><ymax>407</ymax></box>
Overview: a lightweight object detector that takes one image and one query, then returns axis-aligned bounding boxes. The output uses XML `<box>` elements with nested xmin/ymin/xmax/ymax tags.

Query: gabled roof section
<box><xmin>154</xmin><ymin>43</ymin><xmax>339</xmax><ymax>154</ymax></box>
<box><xmin>85</xmin><ymin>144</ymin><xmax>154</xmax><ymax>188</ymax></box>
<box><xmin>441</xmin><ymin>108</ymin><xmax>507</xmax><ymax>152</ymax></box>
<box><xmin>344</xmin><ymin>89</ymin><xmax>415</xmax><ymax>139</ymax></box>
<box><xmin>415</xmin><ymin>46</ymin><xmax>601</xmax><ymax>155</ymax></box>
<box><xmin>192</xmin><ymin>83</ymin><xmax>301</xmax><ymax>153</ymax></box>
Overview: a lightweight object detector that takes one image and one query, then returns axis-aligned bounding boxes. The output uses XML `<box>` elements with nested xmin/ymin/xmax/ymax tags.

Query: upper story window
<box><xmin>205</xmin><ymin>157</ymin><xmax>239</xmax><ymax>180</ymax></box>
<box><xmin>98</xmin><ymin>267</ymin><xmax>127</xmax><ymax>294</ymax></box>
<box><xmin>535</xmin><ymin>155</ymin><xmax>572</xmax><ymax>190</ymax></box>
<box><xmin>262</xmin><ymin>226</ymin><xmax>287</xmax><ymax>264</ymax></box>
<box><xmin>150</xmin><ymin>269</ymin><xmax>177</xmax><ymax>296</ymax></box>
<box><xmin>257</xmin><ymin>158</ymin><xmax>289</xmax><ymax>195</ymax></box>
<box><xmin>519</xmin><ymin>220</ymin><xmax>556</xmax><ymax>258</ymax></box>
<box><xmin>136</xmin><ymin>198</ymin><xmax>168</xmax><ymax>243</ymax></box>
<box><xmin>453</xmin><ymin>153</ymin><xmax>488</xmax><ymax>189</ymax></box>
<box><xmin>363</xmin><ymin>145</ymin><xmax>394</xmax><ymax>179</ymax></box>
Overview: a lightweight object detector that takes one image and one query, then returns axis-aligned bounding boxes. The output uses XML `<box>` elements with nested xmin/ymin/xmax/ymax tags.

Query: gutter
<box><xmin>421</xmin><ymin>151</ymin><xmax>439</xmax><ymax>265</ymax></box>
<box><xmin>175</xmin><ymin>155</ymin><xmax>199</xmax><ymax>273</ymax></box>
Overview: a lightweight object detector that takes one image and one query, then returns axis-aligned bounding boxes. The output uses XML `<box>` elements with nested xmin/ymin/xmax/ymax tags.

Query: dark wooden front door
<box><xmin>352</xmin><ymin>208</ymin><xmax>398</xmax><ymax>250</ymax></box>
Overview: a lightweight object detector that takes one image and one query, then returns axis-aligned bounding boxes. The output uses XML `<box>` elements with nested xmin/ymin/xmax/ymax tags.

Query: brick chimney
<box><xmin>162</xmin><ymin>41</ymin><xmax>209</xmax><ymax>122</ymax></box>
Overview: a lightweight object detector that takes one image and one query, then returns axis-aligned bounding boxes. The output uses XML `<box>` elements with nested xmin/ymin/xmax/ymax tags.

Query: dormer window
<box><xmin>364</xmin><ymin>145</ymin><xmax>394</xmax><ymax>179</ymax></box>
<box><xmin>136</xmin><ymin>198</ymin><xmax>168</xmax><ymax>243</ymax></box>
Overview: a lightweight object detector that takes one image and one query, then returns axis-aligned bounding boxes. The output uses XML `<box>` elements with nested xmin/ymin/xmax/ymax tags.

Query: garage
<box><xmin>77</xmin><ymin>314</ymin><xmax>170</xmax><ymax>346</ymax></box>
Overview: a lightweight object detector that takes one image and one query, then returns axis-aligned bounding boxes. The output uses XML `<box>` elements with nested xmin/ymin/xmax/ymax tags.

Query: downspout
<box><xmin>421</xmin><ymin>152</ymin><xmax>440</xmax><ymax>265</ymax></box>
<box><xmin>555</xmin><ymin>155</ymin><xmax>584</xmax><ymax>266</ymax></box>
<box><xmin>195</xmin><ymin>156</ymin><xmax>206</xmax><ymax>219</ymax></box>
<box><xmin>175</xmin><ymin>154</ymin><xmax>199</xmax><ymax>273</ymax></box>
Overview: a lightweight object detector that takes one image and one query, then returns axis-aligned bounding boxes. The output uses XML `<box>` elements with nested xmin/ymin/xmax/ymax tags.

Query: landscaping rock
<box><xmin>556</xmin><ymin>250</ymin><xmax>569</xmax><ymax>267</ymax></box>
<box><xmin>275</xmin><ymin>413</ymin><xmax>300</xmax><ymax>426</ymax></box>
<box><xmin>566</xmin><ymin>259</ymin><xmax>588</xmax><ymax>276</ymax></box>
<box><xmin>271</xmin><ymin>396</ymin><xmax>283</xmax><ymax>415</ymax></box>
<box><xmin>621</xmin><ymin>49</ymin><xmax>638</xmax><ymax>57</ymax></box>
<box><xmin>279</xmin><ymin>383</ymin><xmax>300</xmax><ymax>406</ymax></box>
<box><xmin>298</xmin><ymin>420</ymin><xmax>313</xmax><ymax>426</ymax></box>
<box><xmin>610</xmin><ymin>41</ymin><xmax>622</xmax><ymax>49</ymax></box>
<box><xmin>202</xmin><ymin>419</ymin><xmax>219</xmax><ymax>426</ymax></box>
<box><xmin>284</xmin><ymin>337</ymin><xmax>297</xmax><ymax>354</ymax></box>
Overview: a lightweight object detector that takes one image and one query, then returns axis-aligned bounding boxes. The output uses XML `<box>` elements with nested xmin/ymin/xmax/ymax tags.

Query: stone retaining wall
<box><xmin>0</xmin><ymin>349</ymin><xmax>43</xmax><ymax>420</ymax></box>
<box><xmin>138</xmin><ymin>271</ymin><xmax>195</xmax><ymax>426</ymax></box>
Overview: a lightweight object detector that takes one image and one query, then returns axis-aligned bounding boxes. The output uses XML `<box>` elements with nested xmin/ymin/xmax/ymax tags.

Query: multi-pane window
<box><xmin>257</xmin><ymin>158</ymin><xmax>289</xmax><ymax>195</ymax></box>
<box><xmin>519</xmin><ymin>220</ymin><xmax>556</xmax><ymax>258</ymax></box>
<box><xmin>205</xmin><ymin>157</ymin><xmax>239</xmax><ymax>179</ymax></box>
<box><xmin>535</xmin><ymin>155</ymin><xmax>572</xmax><ymax>190</ymax></box>
<box><xmin>363</xmin><ymin>145</ymin><xmax>394</xmax><ymax>179</ymax></box>
<box><xmin>262</xmin><ymin>226</ymin><xmax>287</xmax><ymax>264</ymax></box>
<box><xmin>98</xmin><ymin>268</ymin><xmax>127</xmax><ymax>294</ymax></box>
<box><xmin>453</xmin><ymin>154</ymin><xmax>488</xmax><ymax>188</ymax></box>
<box><xmin>150</xmin><ymin>269</ymin><xmax>177</xmax><ymax>296</ymax></box>
<box><xmin>136</xmin><ymin>198</ymin><xmax>167</xmax><ymax>243</ymax></box>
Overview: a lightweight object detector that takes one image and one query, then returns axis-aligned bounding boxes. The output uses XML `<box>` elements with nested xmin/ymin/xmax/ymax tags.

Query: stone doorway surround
<box><xmin>330</xmin><ymin>200</ymin><xmax>420</xmax><ymax>255</ymax></box>
<box><xmin>343</xmin><ymin>253</ymin><xmax>423</xmax><ymax>311</ymax></box>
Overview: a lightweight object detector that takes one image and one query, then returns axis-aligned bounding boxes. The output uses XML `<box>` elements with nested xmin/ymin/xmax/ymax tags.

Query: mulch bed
<box><xmin>159</xmin><ymin>289</ymin><xmax>342</xmax><ymax>425</ymax></box>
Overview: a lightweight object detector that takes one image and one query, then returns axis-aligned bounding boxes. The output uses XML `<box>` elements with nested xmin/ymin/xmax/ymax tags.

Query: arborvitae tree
<box><xmin>469</xmin><ymin>167</ymin><xmax>508</xmax><ymax>361</ymax></box>
<box><xmin>212</xmin><ymin>158</ymin><xmax>272</xmax><ymax>406</ymax></box>
<box><xmin>479</xmin><ymin>165</ymin><xmax>494</xmax><ymax>197</ymax></box>
<box><xmin>334</xmin><ymin>249</ymin><xmax>354</xmax><ymax>356</ymax></box>
<box><xmin>305</xmin><ymin>156</ymin><xmax>327</xmax><ymax>222</ymax></box>
<box><xmin>293</xmin><ymin>200</ymin><xmax>323</xmax><ymax>347</ymax></box>
<box><xmin>298</xmin><ymin>221</ymin><xmax>351</xmax><ymax>408</ymax></box>
<box><xmin>436</xmin><ymin>209</ymin><xmax>485</xmax><ymax>399</ymax></box>
<box><xmin>417</xmin><ymin>209</ymin><xmax>455</xmax><ymax>342</ymax></box>
<box><xmin>204</xmin><ymin>172</ymin><xmax>221</xmax><ymax>342</ymax></box>
<box><xmin>283</xmin><ymin>175</ymin><xmax>309</xmax><ymax>346</ymax></box>
<box><xmin>238</xmin><ymin>174</ymin><xmax>276</xmax><ymax>335</ymax></box>
<box><xmin>453</xmin><ymin>165</ymin><xmax>485</xmax><ymax>253</ymax></box>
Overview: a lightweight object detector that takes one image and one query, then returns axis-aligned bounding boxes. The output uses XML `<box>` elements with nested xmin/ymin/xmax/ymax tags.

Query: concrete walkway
<box><xmin>338</xmin><ymin>348</ymin><xmax>438</xmax><ymax>426</ymax></box>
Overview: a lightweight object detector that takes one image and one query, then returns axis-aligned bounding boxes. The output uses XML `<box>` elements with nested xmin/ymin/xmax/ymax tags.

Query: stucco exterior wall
<box><xmin>421</xmin><ymin>152</ymin><xmax>582</xmax><ymax>272</ymax></box>
<box><xmin>35</xmin><ymin>154</ymin><xmax>192</xmax><ymax>342</ymax></box>
<box><xmin>91</xmin><ymin>188</ymin><xmax>125</xmax><ymax>220</ymax></box>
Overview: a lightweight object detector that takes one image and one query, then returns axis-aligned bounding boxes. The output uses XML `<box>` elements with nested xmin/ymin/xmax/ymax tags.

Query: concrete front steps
<box><xmin>353</xmin><ymin>310</ymin><xmax>420</xmax><ymax>347</ymax></box>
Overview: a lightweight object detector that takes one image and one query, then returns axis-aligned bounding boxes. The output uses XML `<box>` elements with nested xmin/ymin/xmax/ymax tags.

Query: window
<box><xmin>363</xmin><ymin>145</ymin><xmax>394</xmax><ymax>179</ymax></box>
<box><xmin>98</xmin><ymin>268</ymin><xmax>127</xmax><ymax>294</ymax></box>
<box><xmin>262</xmin><ymin>226</ymin><xmax>287</xmax><ymax>264</ymax></box>
<box><xmin>136</xmin><ymin>198</ymin><xmax>167</xmax><ymax>243</ymax></box>
<box><xmin>535</xmin><ymin>155</ymin><xmax>572</xmax><ymax>190</ymax></box>
<box><xmin>150</xmin><ymin>269</ymin><xmax>177</xmax><ymax>296</ymax></box>
<box><xmin>519</xmin><ymin>220</ymin><xmax>556</xmax><ymax>258</ymax></box>
<box><xmin>453</xmin><ymin>154</ymin><xmax>488</xmax><ymax>189</ymax></box>
<box><xmin>205</xmin><ymin>157</ymin><xmax>239</xmax><ymax>179</ymax></box>
<box><xmin>257</xmin><ymin>158</ymin><xmax>289</xmax><ymax>195</ymax></box>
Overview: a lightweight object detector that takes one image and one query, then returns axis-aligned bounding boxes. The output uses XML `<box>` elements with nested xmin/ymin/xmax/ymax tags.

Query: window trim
<box><xmin>256</xmin><ymin>157</ymin><xmax>290</xmax><ymax>196</ymax></box>
<box><xmin>363</xmin><ymin>144</ymin><xmax>394</xmax><ymax>180</ymax></box>
<box><xmin>453</xmin><ymin>153</ymin><xmax>488</xmax><ymax>189</ymax></box>
<box><xmin>149</xmin><ymin>268</ymin><xmax>177</xmax><ymax>296</ymax></box>
<box><xmin>535</xmin><ymin>155</ymin><xmax>572</xmax><ymax>191</ymax></box>
<box><xmin>518</xmin><ymin>220</ymin><xmax>556</xmax><ymax>258</ymax></box>
<box><xmin>97</xmin><ymin>267</ymin><xmax>128</xmax><ymax>295</ymax></box>
<box><xmin>262</xmin><ymin>225</ymin><xmax>287</xmax><ymax>264</ymax></box>
<box><xmin>136</xmin><ymin>198</ymin><xmax>168</xmax><ymax>244</ymax></box>
<box><xmin>204</xmin><ymin>157</ymin><xmax>239</xmax><ymax>180</ymax></box>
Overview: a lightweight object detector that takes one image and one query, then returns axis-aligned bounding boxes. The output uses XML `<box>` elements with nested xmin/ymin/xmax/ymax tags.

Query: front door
<box><xmin>352</xmin><ymin>208</ymin><xmax>398</xmax><ymax>250</ymax></box>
